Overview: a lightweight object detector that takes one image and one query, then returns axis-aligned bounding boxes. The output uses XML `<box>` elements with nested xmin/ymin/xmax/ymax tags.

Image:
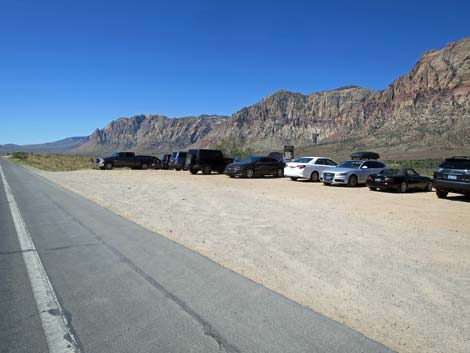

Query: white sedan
<box><xmin>284</xmin><ymin>157</ymin><xmax>338</xmax><ymax>182</ymax></box>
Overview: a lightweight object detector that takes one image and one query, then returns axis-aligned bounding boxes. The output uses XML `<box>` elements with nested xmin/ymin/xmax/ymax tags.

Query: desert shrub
<box><xmin>212</xmin><ymin>139</ymin><xmax>255</xmax><ymax>160</ymax></box>
<box><xmin>11</xmin><ymin>152</ymin><xmax>29</xmax><ymax>160</ymax></box>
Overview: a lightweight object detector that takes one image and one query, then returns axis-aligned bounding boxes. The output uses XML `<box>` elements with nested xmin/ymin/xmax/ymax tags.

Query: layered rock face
<box><xmin>196</xmin><ymin>37</ymin><xmax>470</xmax><ymax>151</ymax></box>
<box><xmin>76</xmin><ymin>37</ymin><xmax>470</xmax><ymax>155</ymax></box>
<box><xmin>75</xmin><ymin>114</ymin><xmax>228</xmax><ymax>154</ymax></box>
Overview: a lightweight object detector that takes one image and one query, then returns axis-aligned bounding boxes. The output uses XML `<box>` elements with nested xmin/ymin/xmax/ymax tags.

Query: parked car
<box><xmin>284</xmin><ymin>156</ymin><xmax>338</xmax><ymax>182</ymax></box>
<box><xmin>224</xmin><ymin>155</ymin><xmax>285</xmax><ymax>178</ymax></box>
<box><xmin>433</xmin><ymin>156</ymin><xmax>470</xmax><ymax>198</ymax></box>
<box><xmin>94</xmin><ymin>152</ymin><xmax>160</xmax><ymax>170</ymax></box>
<box><xmin>185</xmin><ymin>149</ymin><xmax>233</xmax><ymax>174</ymax></box>
<box><xmin>161</xmin><ymin>153</ymin><xmax>172</xmax><ymax>169</ymax></box>
<box><xmin>168</xmin><ymin>151</ymin><xmax>187</xmax><ymax>171</ymax></box>
<box><xmin>321</xmin><ymin>159</ymin><xmax>386</xmax><ymax>187</ymax></box>
<box><xmin>367</xmin><ymin>167</ymin><xmax>432</xmax><ymax>192</ymax></box>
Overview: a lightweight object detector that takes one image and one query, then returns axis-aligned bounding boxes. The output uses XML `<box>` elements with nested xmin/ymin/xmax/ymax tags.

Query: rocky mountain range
<box><xmin>0</xmin><ymin>137</ymin><xmax>88</xmax><ymax>155</ymax></box>
<box><xmin>3</xmin><ymin>37</ymin><xmax>469</xmax><ymax>158</ymax></box>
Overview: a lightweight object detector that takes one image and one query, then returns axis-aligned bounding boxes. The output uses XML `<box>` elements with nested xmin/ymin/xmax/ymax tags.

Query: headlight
<box><xmin>338</xmin><ymin>172</ymin><xmax>347</xmax><ymax>176</ymax></box>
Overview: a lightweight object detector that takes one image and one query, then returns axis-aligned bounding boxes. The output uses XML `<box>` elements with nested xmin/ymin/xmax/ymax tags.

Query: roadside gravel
<box><xmin>36</xmin><ymin>169</ymin><xmax>470</xmax><ymax>353</ymax></box>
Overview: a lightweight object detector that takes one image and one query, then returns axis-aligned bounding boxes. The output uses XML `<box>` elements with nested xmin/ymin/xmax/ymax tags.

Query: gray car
<box><xmin>321</xmin><ymin>160</ymin><xmax>386</xmax><ymax>187</ymax></box>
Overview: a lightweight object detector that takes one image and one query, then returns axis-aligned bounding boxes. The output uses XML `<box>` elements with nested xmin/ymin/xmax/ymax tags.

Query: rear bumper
<box><xmin>433</xmin><ymin>179</ymin><xmax>470</xmax><ymax>194</ymax></box>
<box><xmin>367</xmin><ymin>181</ymin><xmax>398</xmax><ymax>190</ymax></box>
<box><xmin>284</xmin><ymin>168</ymin><xmax>307</xmax><ymax>178</ymax></box>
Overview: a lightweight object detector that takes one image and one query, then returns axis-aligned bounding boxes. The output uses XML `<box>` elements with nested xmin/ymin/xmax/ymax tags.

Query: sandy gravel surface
<box><xmin>36</xmin><ymin>169</ymin><xmax>470</xmax><ymax>353</ymax></box>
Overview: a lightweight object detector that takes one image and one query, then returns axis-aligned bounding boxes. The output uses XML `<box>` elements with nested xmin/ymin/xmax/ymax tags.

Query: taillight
<box><xmin>297</xmin><ymin>165</ymin><xmax>306</xmax><ymax>169</ymax></box>
<box><xmin>384</xmin><ymin>177</ymin><xmax>394</xmax><ymax>183</ymax></box>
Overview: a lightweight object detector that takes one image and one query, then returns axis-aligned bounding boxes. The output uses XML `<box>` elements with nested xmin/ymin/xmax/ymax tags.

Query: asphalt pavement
<box><xmin>0</xmin><ymin>158</ymin><xmax>395</xmax><ymax>353</ymax></box>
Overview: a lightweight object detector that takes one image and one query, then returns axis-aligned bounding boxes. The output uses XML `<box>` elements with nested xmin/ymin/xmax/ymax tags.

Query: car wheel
<box><xmin>276</xmin><ymin>169</ymin><xmax>284</xmax><ymax>178</ymax></box>
<box><xmin>436</xmin><ymin>189</ymin><xmax>448</xmax><ymax>198</ymax></box>
<box><xmin>247</xmin><ymin>168</ymin><xmax>255</xmax><ymax>178</ymax></box>
<box><xmin>369</xmin><ymin>187</ymin><xmax>377</xmax><ymax>191</ymax></box>
<box><xmin>290</xmin><ymin>177</ymin><xmax>298</xmax><ymax>181</ymax></box>
<box><xmin>141</xmin><ymin>163</ymin><xmax>148</xmax><ymax>170</ymax></box>
<box><xmin>347</xmin><ymin>175</ymin><xmax>358</xmax><ymax>187</ymax></box>
<box><xmin>189</xmin><ymin>168</ymin><xmax>198</xmax><ymax>175</ymax></box>
<box><xmin>105</xmin><ymin>162</ymin><xmax>113</xmax><ymax>170</ymax></box>
<box><xmin>310</xmin><ymin>171</ymin><xmax>319</xmax><ymax>182</ymax></box>
<box><xmin>400</xmin><ymin>182</ymin><xmax>408</xmax><ymax>193</ymax></box>
<box><xmin>425</xmin><ymin>182</ymin><xmax>433</xmax><ymax>192</ymax></box>
<box><xmin>202</xmin><ymin>166</ymin><xmax>212</xmax><ymax>175</ymax></box>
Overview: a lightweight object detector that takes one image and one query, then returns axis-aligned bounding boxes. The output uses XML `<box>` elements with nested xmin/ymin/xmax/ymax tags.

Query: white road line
<box><xmin>0</xmin><ymin>165</ymin><xmax>81</xmax><ymax>353</ymax></box>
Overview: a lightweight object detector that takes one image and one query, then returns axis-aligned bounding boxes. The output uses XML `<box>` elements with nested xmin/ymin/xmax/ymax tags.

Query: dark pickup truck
<box><xmin>94</xmin><ymin>152</ymin><xmax>162</xmax><ymax>170</ymax></box>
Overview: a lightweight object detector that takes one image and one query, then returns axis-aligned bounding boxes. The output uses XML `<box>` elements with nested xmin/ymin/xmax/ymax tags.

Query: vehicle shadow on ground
<box><xmin>438</xmin><ymin>195</ymin><xmax>470</xmax><ymax>203</ymax></box>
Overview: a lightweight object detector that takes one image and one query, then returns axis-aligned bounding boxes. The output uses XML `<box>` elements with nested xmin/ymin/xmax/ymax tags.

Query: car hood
<box><xmin>323</xmin><ymin>167</ymin><xmax>356</xmax><ymax>173</ymax></box>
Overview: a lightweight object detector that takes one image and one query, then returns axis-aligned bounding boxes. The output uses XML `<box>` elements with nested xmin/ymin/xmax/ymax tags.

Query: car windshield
<box><xmin>292</xmin><ymin>157</ymin><xmax>313</xmax><ymax>163</ymax></box>
<box><xmin>440</xmin><ymin>159</ymin><xmax>470</xmax><ymax>170</ymax></box>
<box><xmin>111</xmin><ymin>153</ymin><xmax>119</xmax><ymax>157</ymax></box>
<box><xmin>239</xmin><ymin>156</ymin><xmax>262</xmax><ymax>164</ymax></box>
<box><xmin>337</xmin><ymin>160</ymin><xmax>363</xmax><ymax>169</ymax></box>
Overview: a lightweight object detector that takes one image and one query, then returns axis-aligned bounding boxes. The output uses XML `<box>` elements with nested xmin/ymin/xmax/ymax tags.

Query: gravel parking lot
<box><xmin>36</xmin><ymin>168</ymin><xmax>470</xmax><ymax>353</ymax></box>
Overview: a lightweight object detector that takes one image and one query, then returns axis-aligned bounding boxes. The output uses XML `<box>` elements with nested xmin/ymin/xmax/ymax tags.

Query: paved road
<box><xmin>0</xmin><ymin>158</ymin><xmax>394</xmax><ymax>353</ymax></box>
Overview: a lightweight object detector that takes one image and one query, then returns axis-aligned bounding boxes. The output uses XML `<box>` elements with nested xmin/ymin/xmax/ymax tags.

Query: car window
<box><xmin>326</xmin><ymin>159</ymin><xmax>337</xmax><ymax>166</ymax></box>
<box><xmin>315</xmin><ymin>159</ymin><xmax>325</xmax><ymax>165</ymax></box>
<box><xmin>440</xmin><ymin>159</ymin><xmax>470</xmax><ymax>170</ymax></box>
<box><xmin>338</xmin><ymin>160</ymin><xmax>362</xmax><ymax>169</ymax></box>
<box><xmin>361</xmin><ymin>161</ymin><xmax>372</xmax><ymax>168</ymax></box>
<box><xmin>293</xmin><ymin>157</ymin><xmax>313</xmax><ymax>163</ymax></box>
<box><xmin>406</xmin><ymin>169</ymin><xmax>419</xmax><ymax>176</ymax></box>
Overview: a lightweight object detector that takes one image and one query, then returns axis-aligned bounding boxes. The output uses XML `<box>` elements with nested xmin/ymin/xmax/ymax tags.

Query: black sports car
<box><xmin>224</xmin><ymin>156</ymin><xmax>285</xmax><ymax>178</ymax></box>
<box><xmin>366</xmin><ymin>167</ymin><xmax>432</xmax><ymax>193</ymax></box>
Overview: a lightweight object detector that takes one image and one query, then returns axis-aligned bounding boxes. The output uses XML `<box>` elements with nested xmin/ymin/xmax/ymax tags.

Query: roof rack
<box><xmin>449</xmin><ymin>156</ymin><xmax>470</xmax><ymax>160</ymax></box>
<box><xmin>351</xmin><ymin>151</ymin><xmax>380</xmax><ymax>160</ymax></box>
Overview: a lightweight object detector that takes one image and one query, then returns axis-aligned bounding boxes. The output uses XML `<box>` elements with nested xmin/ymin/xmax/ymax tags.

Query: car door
<box><xmin>114</xmin><ymin>153</ymin><xmax>126</xmax><ymax>167</ymax></box>
<box><xmin>406</xmin><ymin>169</ymin><xmax>421</xmax><ymax>189</ymax></box>
<box><xmin>258</xmin><ymin>158</ymin><xmax>274</xmax><ymax>176</ymax></box>
<box><xmin>358</xmin><ymin>161</ymin><xmax>374</xmax><ymax>183</ymax></box>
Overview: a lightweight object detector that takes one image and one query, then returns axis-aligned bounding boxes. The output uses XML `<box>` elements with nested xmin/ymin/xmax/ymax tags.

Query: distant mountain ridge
<box><xmin>3</xmin><ymin>37</ymin><xmax>469</xmax><ymax>158</ymax></box>
<box><xmin>0</xmin><ymin>136</ymin><xmax>88</xmax><ymax>155</ymax></box>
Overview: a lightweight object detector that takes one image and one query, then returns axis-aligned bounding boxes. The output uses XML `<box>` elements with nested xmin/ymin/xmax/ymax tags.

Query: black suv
<box><xmin>185</xmin><ymin>149</ymin><xmax>233</xmax><ymax>174</ymax></box>
<box><xmin>433</xmin><ymin>156</ymin><xmax>470</xmax><ymax>198</ymax></box>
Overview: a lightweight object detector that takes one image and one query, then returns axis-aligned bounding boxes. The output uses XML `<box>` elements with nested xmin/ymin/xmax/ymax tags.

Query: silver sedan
<box><xmin>321</xmin><ymin>160</ymin><xmax>386</xmax><ymax>187</ymax></box>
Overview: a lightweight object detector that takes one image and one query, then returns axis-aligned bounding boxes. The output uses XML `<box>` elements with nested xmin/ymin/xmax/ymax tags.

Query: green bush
<box><xmin>212</xmin><ymin>139</ymin><xmax>255</xmax><ymax>159</ymax></box>
<box><xmin>11</xmin><ymin>152</ymin><xmax>29</xmax><ymax>160</ymax></box>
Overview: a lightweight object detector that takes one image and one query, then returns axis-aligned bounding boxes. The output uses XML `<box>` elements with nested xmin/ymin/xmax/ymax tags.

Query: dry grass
<box><xmin>10</xmin><ymin>153</ymin><xmax>93</xmax><ymax>171</ymax></box>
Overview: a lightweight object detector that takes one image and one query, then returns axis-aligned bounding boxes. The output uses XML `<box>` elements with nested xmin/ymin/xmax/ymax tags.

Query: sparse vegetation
<box><xmin>10</xmin><ymin>153</ymin><xmax>93</xmax><ymax>171</ymax></box>
<box><xmin>384</xmin><ymin>159</ymin><xmax>441</xmax><ymax>177</ymax></box>
<box><xmin>212</xmin><ymin>139</ymin><xmax>255</xmax><ymax>159</ymax></box>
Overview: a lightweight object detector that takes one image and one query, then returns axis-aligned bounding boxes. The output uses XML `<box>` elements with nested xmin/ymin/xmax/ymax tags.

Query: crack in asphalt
<box><xmin>43</xmin><ymin>191</ymin><xmax>241</xmax><ymax>353</ymax></box>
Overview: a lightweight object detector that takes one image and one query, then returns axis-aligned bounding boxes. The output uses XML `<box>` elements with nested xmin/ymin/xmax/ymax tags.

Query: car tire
<box><xmin>276</xmin><ymin>169</ymin><xmax>284</xmax><ymax>178</ymax></box>
<box><xmin>202</xmin><ymin>166</ymin><xmax>212</xmax><ymax>175</ymax></box>
<box><xmin>347</xmin><ymin>175</ymin><xmax>358</xmax><ymax>187</ymax></box>
<box><xmin>290</xmin><ymin>177</ymin><xmax>298</xmax><ymax>181</ymax></box>
<box><xmin>369</xmin><ymin>187</ymin><xmax>377</xmax><ymax>191</ymax></box>
<box><xmin>247</xmin><ymin>169</ymin><xmax>255</xmax><ymax>178</ymax></box>
<box><xmin>425</xmin><ymin>182</ymin><xmax>433</xmax><ymax>192</ymax></box>
<box><xmin>436</xmin><ymin>189</ymin><xmax>448</xmax><ymax>198</ymax></box>
<box><xmin>189</xmin><ymin>168</ymin><xmax>198</xmax><ymax>175</ymax></box>
<box><xmin>400</xmin><ymin>182</ymin><xmax>408</xmax><ymax>193</ymax></box>
<box><xmin>141</xmin><ymin>163</ymin><xmax>148</xmax><ymax>170</ymax></box>
<box><xmin>105</xmin><ymin>162</ymin><xmax>113</xmax><ymax>170</ymax></box>
<box><xmin>310</xmin><ymin>171</ymin><xmax>319</xmax><ymax>182</ymax></box>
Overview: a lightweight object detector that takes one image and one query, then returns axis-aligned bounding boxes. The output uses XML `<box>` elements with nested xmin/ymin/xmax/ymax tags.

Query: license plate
<box><xmin>325</xmin><ymin>175</ymin><xmax>333</xmax><ymax>181</ymax></box>
<box><xmin>447</xmin><ymin>175</ymin><xmax>458</xmax><ymax>180</ymax></box>
<box><xmin>375</xmin><ymin>178</ymin><xmax>381</xmax><ymax>182</ymax></box>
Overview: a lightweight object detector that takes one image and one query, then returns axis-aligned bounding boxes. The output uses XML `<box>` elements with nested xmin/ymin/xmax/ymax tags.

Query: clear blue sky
<box><xmin>0</xmin><ymin>0</ymin><xmax>469</xmax><ymax>144</ymax></box>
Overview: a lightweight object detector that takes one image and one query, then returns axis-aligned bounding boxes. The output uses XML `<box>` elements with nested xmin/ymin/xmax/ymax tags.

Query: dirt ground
<box><xmin>36</xmin><ymin>169</ymin><xmax>470</xmax><ymax>353</ymax></box>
